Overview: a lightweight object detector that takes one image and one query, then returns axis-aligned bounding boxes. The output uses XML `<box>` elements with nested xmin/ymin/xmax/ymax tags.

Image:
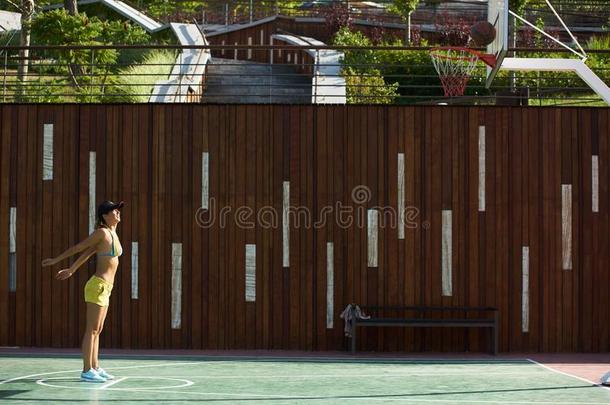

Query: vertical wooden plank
<box><xmin>330</xmin><ymin>105</ymin><xmax>345</xmax><ymax>349</ymax></box>
<box><xmin>181</xmin><ymin>92</ymin><xmax>193</xmax><ymax>350</ymax></box>
<box><xmin>208</xmin><ymin>105</ymin><xmax>219</xmax><ymax>349</ymax></box>
<box><xmin>65</xmin><ymin>106</ymin><xmax>78</xmax><ymax>347</ymax></box>
<box><xmin>107</xmin><ymin>105</ymin><xmax>119</xmax><ymax>348</ymax></box>
<box><xmin>140</xmin><ymin>105</ymin><xmax>152</xmax><ymax>349</ymax></box>
<box><xmin>7</xmin><ymin>105</ymin><xmax>17</xmax><ymax>346</ymax></box>
<box><xmin>304</xmin><ymin>105</ymin><xmax>314</xmax><ymax>350</ymax></box>
<box><xmin>483</xmin><ymin>108</ymin><xmax>497</xmax><ymax>351</ymax></box>
<box><xmin>597</xmin><ymin>108</ymin><xmax>609</xmax><ymax>352</ymax></box>
<box><xmin>75</xmin><ymin>106</ymin><xmax>89</xmax><ymax>346</ymax></box>
<box><xmin>529</xmin><ymin>108</ymin><xmax>542</xmax><ymax>351</ymax></box>
<box><xmin>254</xmin><ymin>104</ymin><xmax>263</xmax><ymax>347</ymax></box>
<box><xmin>365</xmin><ymin>106</ymin><xmax>376</xmax><ymax>350</ymax></box>
<box><xmin>14</xmin><ymin>106</ymin><xmax>27</xmax><ymax>346</ymax></box>
<box><xmin>121</xmin><ymin>106</ymin><xmax>132</xmax><ymax>348</ymax></box>
<box><xmin>0</xmin><ymin>106</ymin><xmax>9</xmax><ymax>346</ymax></box>
<box><xmin>315</xmin><ymin>106</ymin><xmax>327</xmax><ymax>349</ymax></box>
<box><xmin>553</xmin><ymin>108</ymin><xmax>563</xmax><ymax>352</ymax></box>
<box><xmin>509</xmin><ymin>108</ymin><xmax>523</xmax><ymax>351</ymax></box>
<box><xmin>549</xmin><ymin>109</ymin><xmax>560</xmax><ymax>351</ymax></box>
<box><xmin>428</xmin><ymin>107</ymin><xmax>442</xmax><ymax>350</ymax></box>
<box><xmin>372</xmin><ymin>106</ymin><xmax>383</xmax><ymax>350</ymax></box>
<box><xmin>191</xmin><ymin>106</ymin><xmax>203</xmax><ymax>349</ymax></box>
<box><xmin>288</xmin><ymin>106</ymin><xmax>299</xmax><ymax>349</ymax></box>
<box><xmin>387</xmin><ymin>107</ymin><xmax>399</xmax><ymax>351</ymax></box>
<box><xmin>170</xmin><ymin>105</ymin><xmax>182</xmax><ymax>348</ymax></box>
<box><xmin>201</xmin><ymin>106</ymin><xmax>210</xmax><ymax>350</ymax></box>
<box><xmin>127</xmin><ymin>106</ymin><xmax>137</xmax><ymax>346</ymax></box>
<box><xmin>499</xmin><ymin>108</ymin><xmax>510</xmax><ymax>352</ymax></box>
<box><xmin>570</xmin><ymin>108</ymin><xmax>583</xmax><ymax>351</ymax></box>
<box><xmin>245</xmin><ymin>105</ymin><xmax>256</xmax><ymax>349</ymax></box>
<box><xmin>454</xmin><ymin>107</ymin><xmax>466</xmax><ymax>352</ymax></box>
<box><xmin>218</xmin><ymin>104</ymin><xmax>228</xmax><ymax>350</ymax></box>
<box><xmin>23</xmin><ymin>104</ymin><xmax>36</xmax><ymax>347</ymax></box>
<box><xmin>344</xmin><ymin>106</ymin><xmax>355</xmax><ymax>327</ymax></box>
<box><xmin>579</xmin><ymin>109</ymin><xmax>591</xmax><ymax>351</ymax></box>
<box><xmin>150</xmin><ymin>105</ymin><xmax>161</xmax><ymax>347</ymax></box>
<box><xmin>271</xmin><ymin>105</ymin><xmax>282</xmax><ymax>348</ymax></box>
<box><xmin>281</xmin><ymin>105</ymin><xmax>291</xmax><ymax>348</ymax></box>
<box><xmin>262</xmin><ymin>105</ymin><xmax>272</xmax><ymax>349</ymax></box>
<box><xmin>225</xmin><ymin>105</ymin><xmax>236</xmax><ymax>349</ymax></box>
<box><xmin>354</xmin><ymin>107</ymin><xmax>364</xmax><ymax>345</ymax></box>
<box><xmin>444</xmin><ymin>108</ymin><xmax>459</xmax><ymax>359</ymax></box>
<box><xmin>540</xmin><ymin>109</ymin><xmax>550</xmax><ymax>351</ymax></box>
<box><xmin>405</xmin><ymin>106</ymin><xmax>418</xmax><ymax>351</ymax></box>
<box><xmin>466</xmin><ymin>108</ymin><xmax>480</xmax><ymax>351</ymax></box>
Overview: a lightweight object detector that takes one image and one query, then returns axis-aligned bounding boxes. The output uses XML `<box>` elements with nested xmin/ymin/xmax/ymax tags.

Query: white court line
<box><xmin>36</xmin><ymin>376</ymin><xmax>194</xmax><ymax>391</ymax></box>
<box><xmin>98</xmin><ymin>376</ymin><xmax>127</xmax><ymax>389</ymax></box>
<box><xmin>527</xmin><ymin>359</ymin><xmax>610</xmax><ymax>392</ymax></box>
<box><xmin>114</xmin><ymin>371</ymin><xmax>550</xmax><ymax>379</ymax></box>
<box><xmin>0</xmin><ymin>362</ymin><xmax>200</xmax><ymax>385</ymax></box>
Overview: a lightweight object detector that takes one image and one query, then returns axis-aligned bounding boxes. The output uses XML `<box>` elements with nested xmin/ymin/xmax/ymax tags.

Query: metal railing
<box><xmin>0</xmin><ymin>44</ymin><xmax>608</xmax><ymax>106</ymax></box>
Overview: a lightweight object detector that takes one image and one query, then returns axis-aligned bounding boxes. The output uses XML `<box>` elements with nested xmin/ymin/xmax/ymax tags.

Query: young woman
<box><xmin>42</xmin><ymin>200</ymin><xmax>124</xmax><ymax>383</ymax></box>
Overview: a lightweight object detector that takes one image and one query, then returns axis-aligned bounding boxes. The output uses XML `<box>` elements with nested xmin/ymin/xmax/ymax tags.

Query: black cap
<box><xmin>97</xmin><ymin>200</ymin><xmax>125</xmax><ymax>220</ymax></box>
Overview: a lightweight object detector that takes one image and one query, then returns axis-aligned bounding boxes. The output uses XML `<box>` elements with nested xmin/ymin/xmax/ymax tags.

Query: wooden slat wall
<box><xmin>0</xmin><ymin>105</ymin><xmax>608</xmax><ymax>353</ymax></box>
<box><xmin>208</xmin><ymin>20</ymin><xmax>276</xmax><ymax>62</ymax></box>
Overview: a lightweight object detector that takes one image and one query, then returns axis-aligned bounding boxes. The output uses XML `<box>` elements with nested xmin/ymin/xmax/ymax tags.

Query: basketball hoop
<box><xmin>430</xmin><ymin>47</ymin><xmax>496</xmax><ymax>97</ymax></box>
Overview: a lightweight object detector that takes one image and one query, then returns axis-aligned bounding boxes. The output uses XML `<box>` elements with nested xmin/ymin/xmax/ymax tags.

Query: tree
<box><xmin>509</xmin><ymin>0</ymin><xmax>530</xmax><ymax>17</ymax></box>
<box><xmin>31</xmin><ymin>9</ymin><xmax>149</xmax><ymax>98</ymax></box>
<box><xmin>323</xmin><ymin>1</ymin><xmax>351</xmax><ymax>37</ymax></box>
<box><xmin>388</xmin><ymin>0</ymin><xmax>420</xmax><ymax>45</ymax></box>
<box><xmin>332</xmin><ymin>28</ymin><xmax>400</xmax><ymax>104</ymax></box>
<box><xmin>17</xmin><ymin>0</ymin><xmax>35</xmax><ymax>98</ymax></box>
<box><xmin>64</xmin><ymin>0</ymin><xmax>77</xmax><ymax>15</ymax></box>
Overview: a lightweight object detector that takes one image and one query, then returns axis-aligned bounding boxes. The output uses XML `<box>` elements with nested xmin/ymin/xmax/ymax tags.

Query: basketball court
<box><xmin>2</xmin><ymin>351</ymin><xmax>610</xmax><ymax>404</ymax></box>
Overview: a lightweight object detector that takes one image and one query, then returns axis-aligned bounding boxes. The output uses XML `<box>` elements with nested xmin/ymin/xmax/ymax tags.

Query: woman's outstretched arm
<box><xmin>42</xmin><ymin>229</ymin><xmax>105</xmax><ymax>267</ymax></box>
<box><xmin>55</xmin><ymin>246</ymin><xmax>97</xmax><ymax>280</ymax></box>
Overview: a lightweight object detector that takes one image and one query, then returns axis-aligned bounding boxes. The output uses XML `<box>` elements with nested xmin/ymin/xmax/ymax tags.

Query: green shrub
<box><xmin>103</xmin><ymin>49</ymin><xmax>176</xmax><ymax>102</ymax></box>
<box><xmin>332</xmin><ymin>27</ymin><xmax>400</xmax><ymax>104</ymax></box>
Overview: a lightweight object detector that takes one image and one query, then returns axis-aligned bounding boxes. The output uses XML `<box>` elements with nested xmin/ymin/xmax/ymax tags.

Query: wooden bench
<box><xmin>350</xmin><ymin>306</ymin><xmax>499</xmax><ymax>355</ymax></box>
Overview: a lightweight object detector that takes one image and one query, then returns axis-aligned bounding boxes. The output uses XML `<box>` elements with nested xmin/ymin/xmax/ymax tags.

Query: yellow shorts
<box><xmin>84</xmin><ymin>275</ymin><xmax>113</xmax><ymax>307</ymax></box>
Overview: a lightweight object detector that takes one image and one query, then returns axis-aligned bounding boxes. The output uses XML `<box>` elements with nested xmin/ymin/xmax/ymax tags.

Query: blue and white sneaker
<box><xmin>80</xmin><ymin>368</ymin><xmax>106</xmax><ymax>383</ymax></box>
<box><xmin>95</xmin><ymin>367</ymin><xmax>115</xmax><ymax>380</ymax></box>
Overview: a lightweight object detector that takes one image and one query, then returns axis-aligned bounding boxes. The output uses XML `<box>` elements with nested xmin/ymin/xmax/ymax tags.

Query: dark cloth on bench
<box><xmin>340</xmin><ymin>304</ymin><xmax>370</xmax><ymax>338</ymax></box>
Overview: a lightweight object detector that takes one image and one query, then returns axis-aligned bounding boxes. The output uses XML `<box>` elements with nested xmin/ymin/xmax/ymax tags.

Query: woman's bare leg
<box><xmin>82</xmin><ymin>303</ymin><xmax>105</xmax><ymax>372</ymax></box>
<box><xmin>92</xmin><ymin>306</ymin><xmax>108</xmax><ymax>370</ymax></box>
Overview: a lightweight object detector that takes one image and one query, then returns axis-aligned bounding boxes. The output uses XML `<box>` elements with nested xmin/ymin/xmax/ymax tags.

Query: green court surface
<box><xmin>1</xmin><ymin>355</ymin><xmax>609</xmax><ymax>404</ymax></box>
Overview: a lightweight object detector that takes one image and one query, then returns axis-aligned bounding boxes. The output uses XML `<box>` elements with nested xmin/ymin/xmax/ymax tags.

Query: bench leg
<box><xmin>351</xmin><ymin>323</ymin><xmax>357</xmax><ymax>354</ymax></box>
<box><xmin>493</xmin><ymin>324</ymin><xmax>498</xmax><ymax>355</ymax></box>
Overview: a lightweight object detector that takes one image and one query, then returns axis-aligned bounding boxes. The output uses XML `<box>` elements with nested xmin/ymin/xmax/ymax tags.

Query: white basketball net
<box><xmin>430</xmin><ymin>47</ymin><xmax>481</xmax><ymax>97</ymax></box>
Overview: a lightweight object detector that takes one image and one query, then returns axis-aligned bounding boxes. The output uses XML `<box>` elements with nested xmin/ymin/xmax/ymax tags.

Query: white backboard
<box><xmin>486</xmin><ymin>0</ymin><xmax>509</xmax><ymax>87</ymax></box>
